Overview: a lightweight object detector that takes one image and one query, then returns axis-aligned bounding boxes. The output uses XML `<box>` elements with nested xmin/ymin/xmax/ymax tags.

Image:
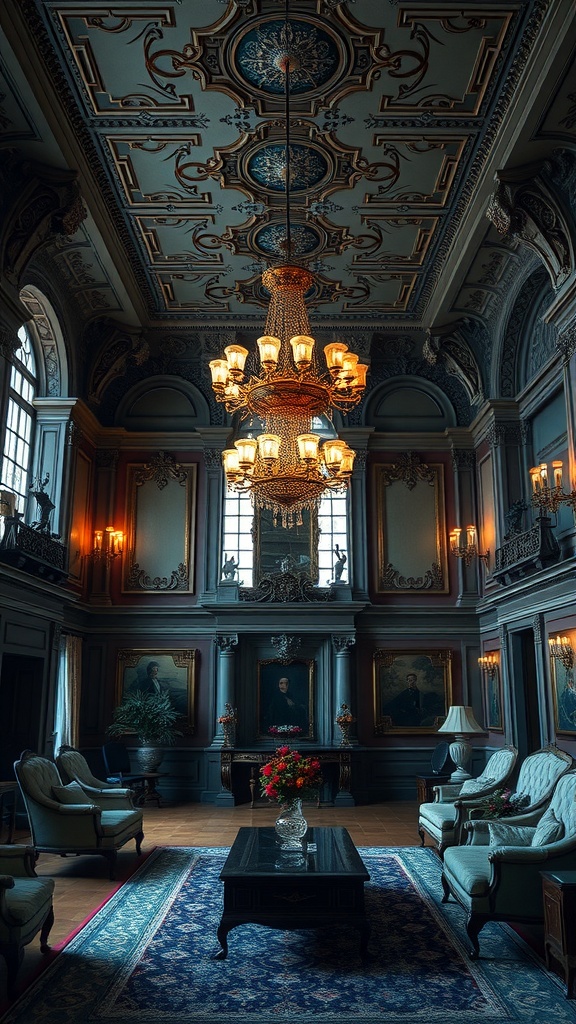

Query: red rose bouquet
<box><xmin>260</xmin><ymin>746</ymin><xmax>323</xmax><ymax>804</ymax></box>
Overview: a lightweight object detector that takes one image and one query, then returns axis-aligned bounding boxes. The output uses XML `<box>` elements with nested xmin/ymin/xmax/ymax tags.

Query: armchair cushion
<box><xmin>460</xmin><ymin>776</ymin><xmax>495</xmax><ymax>796</ymax></box>
<box><xmin>52</xmin><ymin>782</ymin><xmax>94</xmax><ymax>805</ymax></box>
<box><xmin>532</xmin><ymin>804</ymin><xmax>565</xmax><ymax>846</ymax></box>
<box><xmin>487</xmin><ymin>822</ymin><xmax>535</xmax><ymax>847</ymax></box>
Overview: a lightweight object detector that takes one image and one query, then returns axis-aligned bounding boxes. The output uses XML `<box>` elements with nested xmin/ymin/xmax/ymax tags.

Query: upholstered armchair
<box><xmin>441</xmin><ymin>769</ymin><xmax>576</xmax><ymax>959</ymax></box>
<box><xmin>0</xmin><ymin>844</ymin><xmax>54</xmax><ymax>998</ymax></box>
<box><xmin>56</xmin><ymin>746</ymin><xmax>138</xmax><ymax>810</ymax></box>
<box><xmin>417</xmin><ymin>745</ymin><xmax>518</xmax><ymax>856</ymax></box>
<box><xmin>14</xmin><ymin>750</ymin><xmax>144</xmax><ymax>879</ymax></box>
<box><xmin>464</xmin><ymin>743</ymin><xmax>573</xmax><ymax>827</ymax></box>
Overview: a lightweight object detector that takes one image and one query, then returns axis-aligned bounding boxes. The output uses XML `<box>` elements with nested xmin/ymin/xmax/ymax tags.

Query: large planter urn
<box><xmin>134</xmin><ymin>746</ymin><xmax>163</xmax><ymax>772</ymax></box>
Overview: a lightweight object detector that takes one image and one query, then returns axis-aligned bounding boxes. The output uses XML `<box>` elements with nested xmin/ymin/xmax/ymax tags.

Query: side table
<box><xmin>541</xmin><ymin>870</ymin><xmax>576</xmax><ymax>998</ymax></box>
<box><xmin>415</xmin><ymin>774</ymin><xmax>451</xmax><ymax>806</ymax></box>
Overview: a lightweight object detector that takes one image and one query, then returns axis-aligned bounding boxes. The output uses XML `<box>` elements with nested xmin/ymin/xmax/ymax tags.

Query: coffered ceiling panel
<box><xmin>1</xmin><ymin>0</ymin><xmax>571</xmax><ymax>332</ymax></box>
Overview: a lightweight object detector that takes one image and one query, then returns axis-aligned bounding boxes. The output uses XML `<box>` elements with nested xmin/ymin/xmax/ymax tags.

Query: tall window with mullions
<box><xmin>1</xmin><ymin>326</ymin><xmax>37</xmax><ymax>514</ymax></box>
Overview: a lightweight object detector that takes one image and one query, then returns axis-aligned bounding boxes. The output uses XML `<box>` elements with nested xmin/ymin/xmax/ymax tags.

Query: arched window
<box><xmin>1</xmin><ymin>325</ymin><xmax>37</xmax><ymax>513</ymax></box>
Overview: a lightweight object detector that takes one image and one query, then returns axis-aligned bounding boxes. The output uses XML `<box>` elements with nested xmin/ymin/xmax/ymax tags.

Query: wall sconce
<box><xmin>449</xmin><ymin>525</ymin><xmax>489</xmax><ymax>567</ymax></box>
<box><xmin>91</xmin><ymin>526</ymin><xmax>124</xmax><ymax>566</ymax></box>
<box><xmin>548</xmin><ymin>634</ymin><xmax>574</xmax><ymax>673</ymax></box>
<box><xmin>478</xmin><ymin>653</ymin><xmax>499</xmax><ymax>679</ymax></box>
<box><xmin>529</xmin><ymin>461</ymin><xmax>576</xmax><ymax>516</ymax></box>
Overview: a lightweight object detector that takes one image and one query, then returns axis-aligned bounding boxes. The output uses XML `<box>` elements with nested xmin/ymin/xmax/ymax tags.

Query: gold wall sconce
<box><xmin>548</xmin><ymin>634</ymin><xmax>574</xmax><ymax>673</ymax></box>
<box><xmin>478</xmin><ymin>653</ymin><xmax>499</xmax><ymax>679</ymax></box>
<box><xmin>529</xmin><ymin>461</ymin><xmax>576</xmax><ymax>516</ymax></box>
<box><xmin>91</xmin><ymin>526</ymin><xmax>124</xmax><ymax>566</ymax></box>
<box><xmin>449</xmin><ymin>525</ymin><xmax>489</xmax><ymax>567</ymax></box>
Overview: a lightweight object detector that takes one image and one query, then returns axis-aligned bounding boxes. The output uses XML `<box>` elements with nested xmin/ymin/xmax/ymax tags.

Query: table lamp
<box><xmin>437</xmin><ymin>705</ymin><xmax>484</xmax><ymax>783</ymax></box>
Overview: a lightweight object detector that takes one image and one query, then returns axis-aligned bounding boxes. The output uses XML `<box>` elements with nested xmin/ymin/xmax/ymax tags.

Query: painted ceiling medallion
<box><xmin>235</xmin><ymin>19</ymin><xmax>339</xmax><ymax>95</ymax></box>
<box><xmin>247</xmin><ymin>143</ymin><xmax>328</xmax><ymax>193</ymax></box>
<box><xmin>255</xmin><ymin>223</ymin><xmax>320</xmax><ymax>258</ymax></box>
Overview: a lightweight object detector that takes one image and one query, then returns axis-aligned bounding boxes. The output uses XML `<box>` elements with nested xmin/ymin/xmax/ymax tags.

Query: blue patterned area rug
<box><xmin>2</xmin><ymin>844</ymin><xmax>576</xmax><ymax>1024</ymax></box>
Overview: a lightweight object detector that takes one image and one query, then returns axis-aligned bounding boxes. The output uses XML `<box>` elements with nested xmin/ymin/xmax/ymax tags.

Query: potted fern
<box><xmin>106</xmin><ymin>690</ymin><xmax>182</xmax><ymax>772</ymax></box>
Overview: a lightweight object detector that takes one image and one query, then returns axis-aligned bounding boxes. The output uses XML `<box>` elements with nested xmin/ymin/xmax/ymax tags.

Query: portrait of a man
<box><xmin>258</xmin><ymin>660</ymin><xmax>314</xmax><ymax>738</ymax></box>
<box><xmin>374</xmin><ymin>650</ymin><xmax>451</xmax><ymax>733</ymax></box>
<box><xmin>553</xmin><ymin>663</ymin><xmax>576</xmax><ymax>734</ymax></box>
<box><xmin>118</xmin><ymin>650</ymin><xmax>195</xmax><ymax>730</ymax></box>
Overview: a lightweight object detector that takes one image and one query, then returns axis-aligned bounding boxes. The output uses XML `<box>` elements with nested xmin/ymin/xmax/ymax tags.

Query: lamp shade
<box><xmin>438</xmin><ymin>705</ymin><xmax>483</xmax><ymax>735</ymax></box>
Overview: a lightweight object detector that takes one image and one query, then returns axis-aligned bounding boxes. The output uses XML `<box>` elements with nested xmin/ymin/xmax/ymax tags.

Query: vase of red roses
<box><xmin>260</xmin><ymin>746</ymin><xmax>323</xmax><ymax>847</ymax></box>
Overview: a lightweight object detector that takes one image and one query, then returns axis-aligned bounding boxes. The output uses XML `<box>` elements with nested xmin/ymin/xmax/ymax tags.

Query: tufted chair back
<box><xmin>14</xmin><ymin>751</ymin><xmax>62</xmax><ymax>810</ymax></box>
<box><xmin>56</xmin><ymin>746</ymin><xmax>112</xmax><ymax>791</ymax></box>
<box><xmin>512</xmin><ymin>744</ymin><xmax>573</xmax><ymax>812</ymax></box>
<box><xmin>546</xmin><ymin>770</ymin><xmax>576</xmax><ymax>838</ymax></box>
<box><xmin>458</xmin><ymin>746</ymin><xmax>518</xmax><ymax>797</ymax></box>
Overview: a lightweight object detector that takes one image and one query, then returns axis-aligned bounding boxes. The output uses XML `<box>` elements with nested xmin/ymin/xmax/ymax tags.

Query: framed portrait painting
<box><xmin>482</xmin><ymin>660</ymin><xmax>503</xmax><ymax>732</ymax></box>
<box><xmin>116</xmin><ymin>649</ymin><xmax>196</xmax><ymax>733</ymax></box>
<box><xmin>550</xmin><ymin>656</ymin><xmax>576</xmax><ymax>735</ymax></box>
<box><xmin>373</xmin><ymin>649</ymin><xmax>452</xmax><ymax>734</ymax></box>
<box><xmin>257</xmin><ymin>659</ymin><xmax>314</xmax><ymax>740</ymax></box>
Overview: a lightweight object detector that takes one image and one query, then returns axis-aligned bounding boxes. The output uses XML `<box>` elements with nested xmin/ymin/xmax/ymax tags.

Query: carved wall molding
<box><xmin>133</xmin><ymin>451</ymin><xmax>188</xmax><ymax>490</ymax></box>
<box><xmin>271</xmin><ymin>634</ymin><xmax>302</xmax><ymax>662</ymax></box>
<box><xmin>126</xmin><ymin>561</ymin><xmax>188</xmax><ymax>591</ymax></box>
<box><xmin>487</xmin><ymin>151</ymin><xmax>575</xmax><ymax>289</ymax></box>
<box><xmin>0</xmin><ymin>154</ymin><xmax>86</xmax><ymax>285</ymax></box>
<box><xmin>556</xmin><ymin>322</ymin><xmax>576</xmax><ymax>361</ymax></box>
<box><xmin>532</xmin><ymin>615</ymin><xmax>543</xmax><ymax>644</ymax></box>
<box><xmin>332</xmin><ymin>634</ymin><xmax>356</xmax><ymax>654</ymax></box>
<box><xmin>240</xmin><ymin>572</ymin><xmax>335</xmax><ymax>603</ymax></box>
<box><xmin>215</xmin><ymin>635</ymin><xmax>238</xmax><ymax>653</ymax></box>
<box><xmin>379</xmin><ymin>451</ymin><xmax>435</xmax><ymax>490</ymax></box>
<box><xmin>451</xmin><ymin>448</ymin><xmax>476</xmax><ymax>471</ymax></box>
<box><xmin>380</xmin><ymin>561</ymin><xmax>444</xmax><ymax>591</ymax></box>
<box><xmin>424</xmin><ymin>319</ymin><xmax>484</xmax><ymax>406</ymax></box>
<box><xmin>87</xmin><ymin>320</ymin><xmax>149</xmax><ymax>405</ymax></box>
<box><xmin>486</xmin><ymin>421</ymin><xmax>525</xmax><ymax>448</ymax></box>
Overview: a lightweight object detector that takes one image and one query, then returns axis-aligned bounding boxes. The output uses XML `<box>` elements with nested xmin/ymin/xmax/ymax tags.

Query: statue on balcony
<box><xmin>29</xmin><ymin>474</ymin><xmax>55</xmax><ymax>533</ymax></box>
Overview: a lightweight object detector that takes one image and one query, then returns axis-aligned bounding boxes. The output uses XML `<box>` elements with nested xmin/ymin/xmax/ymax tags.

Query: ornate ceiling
<box><xmin>1</xmin><ymin>0</ymin><xmax>575</xmax><ymax>339</ymax></box>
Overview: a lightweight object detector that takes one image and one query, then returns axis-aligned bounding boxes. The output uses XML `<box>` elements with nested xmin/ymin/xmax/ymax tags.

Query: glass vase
<box><xmin>275</xmin><ymin>797</ymin><xmax>308</xmax><ymax>848</ymax></box>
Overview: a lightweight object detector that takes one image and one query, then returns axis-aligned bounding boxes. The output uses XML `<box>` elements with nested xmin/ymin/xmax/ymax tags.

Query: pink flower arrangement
<box><xmin>260</xmin><ymin>746</ymin><xmax>323</xmax><ymax>805</ymax></box>
<box><xmin>268</xmin><ymin>725</ymin><xmax>302</xmax><ymax>738</ymax></box>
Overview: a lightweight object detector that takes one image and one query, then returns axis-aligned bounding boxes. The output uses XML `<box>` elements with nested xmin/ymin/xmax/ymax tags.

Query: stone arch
<box><xmin>19</xmin><ymin>285</ymin><xmax>69</xmax><ymax>397</ymax></box>
<box><xmin>115</xmin><ymin>376</ymin><xmax>211</xmax><ymax>431</ymax></box>
<box><xmin>364</xmin><ymin>376</ymin><xmax>457</xmax><ymax>432</ymax></box>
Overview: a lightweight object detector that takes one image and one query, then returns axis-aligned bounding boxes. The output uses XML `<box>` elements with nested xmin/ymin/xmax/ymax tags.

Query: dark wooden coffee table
<box><xmin>215</xmin><ymin>825</ymin><xmax>370</xmax><ymax>960</ymax></box>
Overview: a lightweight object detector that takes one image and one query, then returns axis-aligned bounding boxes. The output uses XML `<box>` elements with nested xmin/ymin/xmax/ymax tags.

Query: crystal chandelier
<box><xmin>209</xmin><ymin>265</ymin><xmax>366</xmax><ymax>527</ymax></box>
<box><xmin>208</xmin><ymin>6</ymin><xmax>367</xmax><ymax>528</ymax></box>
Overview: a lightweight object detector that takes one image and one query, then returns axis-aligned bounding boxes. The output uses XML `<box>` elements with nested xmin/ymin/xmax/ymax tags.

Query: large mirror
<box><xmin>253</xmin><ymin>507</ymin><xmax>318</xmax><ymax>583</ymax></box>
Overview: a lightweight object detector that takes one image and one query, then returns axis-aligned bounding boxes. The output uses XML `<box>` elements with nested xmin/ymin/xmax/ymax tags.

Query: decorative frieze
<box><xmin>240</xmin><ymin>571</ymin><xmax>335</xmax><ymax>603</ymax></box>
<box><xmin>380</xmin><ymin>451</ymin><xmax>435</xmax><ymax>490</ymax></box>
<box><xmin>380</xmin><ymin>561</ymin><xmax>444</xmax><ymax>591</ymax></box>
<box><xmin>126</xmin><ymin>561</ymin><xmax>188</xmax><ymax>591</ymax></box>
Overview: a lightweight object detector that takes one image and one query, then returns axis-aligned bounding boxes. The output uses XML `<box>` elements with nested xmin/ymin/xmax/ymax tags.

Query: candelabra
<box><xmin>478</xmin><ymin>653</ymin><xmax>499</xmax><ymax>679</ymax></box>
<box><xmin>449</xmin><ymin>525</ymin><xmax>489</xmax><ymax>567</ymax></box>
<box><xmin>548</xmin><ymin>634</ymin><xmax>574</xmax><ymax>673</ymax></box>
<box><xmin>529</xmin><ymin>461</ymin><xmax>576</xmax><ymax>516</ymax></box>
<box><xmin>90</xmin><ymin>526</ymin><xmax>124</xmax><ymax>566</ymax></box>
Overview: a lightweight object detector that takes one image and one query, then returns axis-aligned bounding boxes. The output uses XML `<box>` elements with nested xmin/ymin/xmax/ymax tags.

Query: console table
<box><xmin>220</xmin><ymin>748</ymin><xmax>353</xmax><ymax>806</ymax></box>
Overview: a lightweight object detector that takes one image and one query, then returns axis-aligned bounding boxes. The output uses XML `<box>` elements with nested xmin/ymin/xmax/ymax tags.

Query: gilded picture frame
<box><xmin>482</xmin><ymin>660</ymin><xmax>504</xmax><ymax>732</ymax></box>
<box><xmin>373</xmin><ymin>455</ymin><xmax>449</xmax><ymax>594</ymax></box>
<box><xmin>373</xmin><ymin>649</ymin><xmax>452</xmax><ymax>734</ymax></box>
<box><xmin>257</xmin><ymin>659</ymin><xmax>314</xmax><ymax>740</ymax></box>
<box><xmin>116</xmin><ymin>649</ymin><xmax>196</xmax><ymax>734</ymax></box>
<box><xmin>550</xmin><ymin>655</ymin><xmax>576</xmax><ymax>735</ymax></box>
